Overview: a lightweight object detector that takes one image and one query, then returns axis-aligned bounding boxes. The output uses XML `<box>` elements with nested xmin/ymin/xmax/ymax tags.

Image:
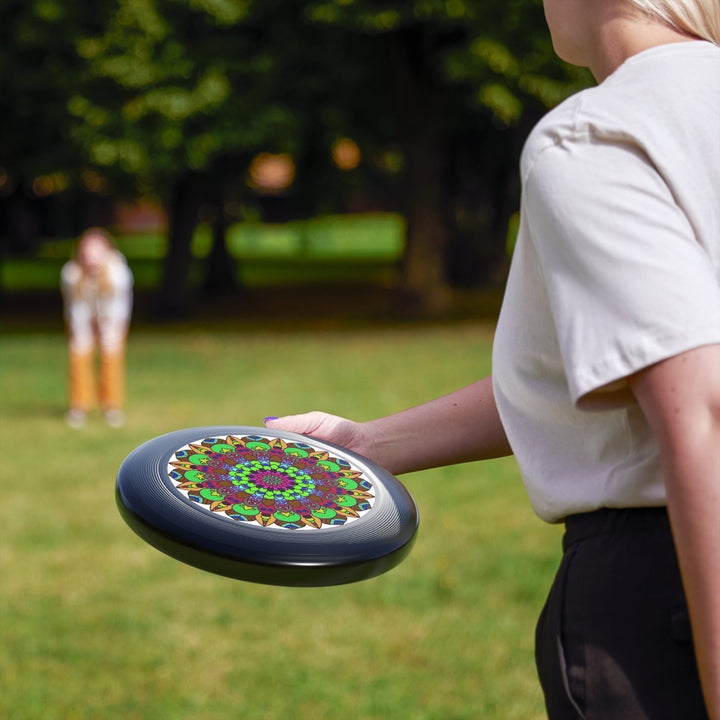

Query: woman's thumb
<box><xmin>263</xmin><ymin>413</ymin><xmax>318</xmax><ymax>435</ymax></box>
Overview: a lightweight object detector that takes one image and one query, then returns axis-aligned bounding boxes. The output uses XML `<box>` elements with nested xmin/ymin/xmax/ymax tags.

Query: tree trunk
<box><xmin>445</xmin><ymin>123</ymin><xmax>520</xmax><ymax>288</ymax></box>
<box><xmin>402</xmin><ymin>130</ymin><xmax>450</xmax><ymax>314</ymax></box>
<box><xmin>156</xmin><ymin>171</ymin><xmax>203</xmax><ymax>319</ymax></box>
<box><xmin>392</xmin><ymin>28</ymin><xmax>451</xmax><ymax>316</ymax></box>
<box><xmin>202</xmin><ymin>182</ymin><xmax>238</xmax><ymax>297</ymax></box>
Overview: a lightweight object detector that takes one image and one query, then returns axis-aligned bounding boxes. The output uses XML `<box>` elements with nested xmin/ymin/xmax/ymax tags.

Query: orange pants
<box><xmin>68</xmin><ymin>346</ymin><xmax>126</xmax><ymax>412</ymax></box>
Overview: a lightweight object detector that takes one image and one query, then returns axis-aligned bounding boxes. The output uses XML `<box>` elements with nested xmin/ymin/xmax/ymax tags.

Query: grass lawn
<box><xmin>1</xmin><ymin>213</ymin><xmax>407</xmax><ymax>292</ymax></box>
<box><xmin>0</xmin><ymin>322</ymin><xmax>561</xmax><ymax>719</ymax></box>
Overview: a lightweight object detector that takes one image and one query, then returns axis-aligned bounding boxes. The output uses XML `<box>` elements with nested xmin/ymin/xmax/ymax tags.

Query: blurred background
<box><xmin>0</xmin><ymin>0</ymin><xmax>591</xmax><ymax>325</ymax></box>
<box><xmin>0</xmin><ymin>1</ymin><xmax>590</xmax><ymax>718</ymax></box>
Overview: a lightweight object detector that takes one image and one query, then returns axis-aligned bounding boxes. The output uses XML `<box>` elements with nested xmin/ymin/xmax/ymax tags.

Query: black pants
<box><xmin>535</xmin><ymin>507</ymin><xmax>708</xmax><ymax>719</ymax></box>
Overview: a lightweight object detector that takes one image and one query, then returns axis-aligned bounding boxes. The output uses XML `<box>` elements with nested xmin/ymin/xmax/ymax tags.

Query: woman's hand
<box><xmin>264</xmin><ymin>412</ymin><xmax>373</xmax><ymax>459</ymax></box>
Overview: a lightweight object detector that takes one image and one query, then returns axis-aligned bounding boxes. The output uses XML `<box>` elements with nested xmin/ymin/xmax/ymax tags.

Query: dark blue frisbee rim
<box><xmin>115</xmin><ymin>426</ymin><xmax>419</xmax><ymax>586</ymax></box>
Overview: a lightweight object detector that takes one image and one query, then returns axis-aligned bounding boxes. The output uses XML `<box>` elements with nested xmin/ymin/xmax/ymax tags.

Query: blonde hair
<box><xmin>627</xmin><ymin>0</ymin><xmax>720</xmax><ymax>44</ymax></box>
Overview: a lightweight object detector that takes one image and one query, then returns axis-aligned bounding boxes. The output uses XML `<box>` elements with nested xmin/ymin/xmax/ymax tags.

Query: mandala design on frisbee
<box><xmin>168</xmin><ymin>435</ymin><xmax>375</xmax><ymax>530</ymax></box>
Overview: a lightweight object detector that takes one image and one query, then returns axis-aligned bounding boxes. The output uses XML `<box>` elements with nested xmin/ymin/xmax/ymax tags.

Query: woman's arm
<box><xmin>265</xmin><ymin>375</ymin><xmax>512</xmax><ymax>476</ymax></box>
<box><xmin>630</xmin><ymin>343</ymin><xmax>720</xmax><ymax>719</ymax></box>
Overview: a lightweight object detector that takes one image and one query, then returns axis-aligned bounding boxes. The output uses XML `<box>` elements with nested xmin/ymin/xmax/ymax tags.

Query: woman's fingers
<box><xmin>264</xmin><ymin>412</ymin><xmax>367</xmax><ymax>456</ymax></box>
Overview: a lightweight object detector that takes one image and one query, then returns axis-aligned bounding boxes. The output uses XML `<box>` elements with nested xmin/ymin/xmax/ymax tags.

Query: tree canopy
<box><xmin>0</xmin><ymin>0</ymin><xmax>592</xmax><ymax>314</ymax></box>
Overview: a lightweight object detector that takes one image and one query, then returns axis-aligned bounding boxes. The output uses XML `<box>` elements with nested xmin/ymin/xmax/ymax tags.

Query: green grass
<box><xmin>0</xmin><ymin>255</ymin><xmax>401</xmax><ymax>292</ymax></box>
<box><xmin>0</xmin><ymin>324</ymin><xmax>561</xmax><ymax>719</ymax></box>
<box><xmin>2</xmin><ymin>213</ymin><xmax>406</xmax><ymax>291</ymax></box>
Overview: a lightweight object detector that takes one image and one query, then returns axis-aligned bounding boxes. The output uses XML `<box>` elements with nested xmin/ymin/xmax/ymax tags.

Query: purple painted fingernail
<box><xmin>263</xmin><ymin>416</ymin><xmax>279</xmax><ymax>423</ymax></box>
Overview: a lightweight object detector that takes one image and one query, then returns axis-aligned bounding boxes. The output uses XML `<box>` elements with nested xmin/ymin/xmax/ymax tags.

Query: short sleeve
<box><xmin>98</xmin><ymin>255</ymin><xmax>134</xmax><ymax>331</ymax></box>
<box><xmin>525</xmin><ymin>136</ymin><xmax>720</xmax><ymax>407</ymax></box>
<box><xmin>60</xmin><ymin>261</ymin><xmax>81</xmax><ymax>294</ymax></box>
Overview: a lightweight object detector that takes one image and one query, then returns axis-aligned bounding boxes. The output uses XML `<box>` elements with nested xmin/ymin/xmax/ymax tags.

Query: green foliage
<box><xmin>0</xmin><ymin>0</ymin><xmax>592</xmax><ymax>302</ymax></box>
<box><xmin>67</xmin><ymin>0</ymin><xmax>304</xmax><ymax>183</ymax></box>
<box><xmin>303</xmin><ymin>0</ymin><xmax>592</xmax><ymax>124</ymax></box>
<box><xmin>0</xmin><ymin>0</ymin><xmax>591</xmax><ymax>193</ymax></box>
<box><xmin>0</xmin><ymin>326</ymin><xmax>561</xmax><ymax>719</ymax></box>
<box><xmin>0</xmin><ymin>1</ymin><xmax>88</xmax><ymax>177</ymax></box>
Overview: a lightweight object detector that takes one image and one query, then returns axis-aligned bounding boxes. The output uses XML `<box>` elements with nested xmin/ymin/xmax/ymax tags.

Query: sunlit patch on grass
<box><xmin>0</xmin><ymin>327</ymin><xmax>556</xmax><ymax>719</ymax></box>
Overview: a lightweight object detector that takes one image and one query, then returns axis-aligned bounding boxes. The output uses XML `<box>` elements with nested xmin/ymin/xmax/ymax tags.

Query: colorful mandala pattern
<box><xmin>168</xmin><ymin>435</ymin><xmax>375</xmax><ymax>531</ymax></box>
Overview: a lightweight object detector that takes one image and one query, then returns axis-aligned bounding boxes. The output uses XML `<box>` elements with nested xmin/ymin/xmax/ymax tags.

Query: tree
<box><xmin>302</xmin><ymin>0</ymin><xmax>592</xmax><ymax>312</ymax></box>
<box><xmin>69</xmin><ymin>0</ymin><xmax>370</xmax><ymax>315</ymax></box>
<box><xmin>0</xmin><ymin>0</ymin><xmax>97</xmax><ymax>255</ymax></box>
<box><xmin>0</xmin><ymin>0</ymin><xmax>592</xmax><ymax>315</ymax></box>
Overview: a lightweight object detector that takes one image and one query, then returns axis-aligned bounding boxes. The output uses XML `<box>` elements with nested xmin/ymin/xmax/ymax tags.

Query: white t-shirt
<box><xmin>492</xmin><ymin>41</ymin><xmax>720</xmax><ymax>523</ymax></box>
<box><xmin>61</xmin><ymin>250</ymin><xmax>134</xmax><ymax>353</ymax></box>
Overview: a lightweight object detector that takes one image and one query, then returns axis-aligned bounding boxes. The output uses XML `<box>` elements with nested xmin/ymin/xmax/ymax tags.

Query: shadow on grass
<box><xmin>0</xmin><ymin>282</ymin><xmax>505</xmax><ymax>336</ymax></box>
<box><xmin>2</xmin><ymin>402</ymin><xmax>68</xmax><ymax>421</ymax></box>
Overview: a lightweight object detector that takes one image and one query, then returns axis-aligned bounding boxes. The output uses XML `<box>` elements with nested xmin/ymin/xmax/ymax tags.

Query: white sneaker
<box><xmin>66</xmin><ymin>409</ymin><xmax>87</xmax><ymax>429</ymax></box>
<box><xmin>104</xmin><ymin>409</ymin><xmax>125</xmax><ymax>428</ymax></box>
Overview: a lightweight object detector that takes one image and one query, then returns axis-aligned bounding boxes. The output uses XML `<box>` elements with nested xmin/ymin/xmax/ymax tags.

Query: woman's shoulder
<box><xmin>520</xmin><ymin>76</ymin><xmax>645</xmax><ymax>179</ymax></box>
<box><xmin>520</xmin><ymin>90</ymin><xmax>592</xmax><ymax>180</ymax></box>
<box><xmin>522</xmin><ymin>42</ymin><xmax>720</xmax><ymax>182</ymax></box>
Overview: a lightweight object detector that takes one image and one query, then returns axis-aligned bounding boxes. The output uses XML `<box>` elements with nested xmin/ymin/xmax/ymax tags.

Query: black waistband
<box><xmin>563</xmin><ymin>506</ymin><xmax>670</xmax><ymax>552</ymax></box>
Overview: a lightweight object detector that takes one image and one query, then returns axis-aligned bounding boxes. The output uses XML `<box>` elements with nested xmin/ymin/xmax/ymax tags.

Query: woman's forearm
<box><xmin>631</xmin><ymin>344</ymin><xmax>720</xmax><ymax>719</ymax></box>
<box><xmin>361</xmin><ymin>375</ymin><xmax>512</xmax><ymax>475</ymax></box>
<box><xmin>664</xmin><ymin>453</ymin><xmax>720</xmax><ymax>720</ymax></box>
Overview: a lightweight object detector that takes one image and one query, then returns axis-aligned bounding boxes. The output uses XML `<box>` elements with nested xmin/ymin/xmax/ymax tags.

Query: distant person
<box><xmin>61</xmin><ymin>228</ymin><xmax>133</xmax><ymax>428</ymax></box>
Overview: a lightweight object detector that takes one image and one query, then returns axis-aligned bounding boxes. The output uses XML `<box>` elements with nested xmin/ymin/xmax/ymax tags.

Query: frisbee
<box><xmin>116</xmin><ymin>426</ymin><xmax>419</xmax><ymax>587</ymax></box>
